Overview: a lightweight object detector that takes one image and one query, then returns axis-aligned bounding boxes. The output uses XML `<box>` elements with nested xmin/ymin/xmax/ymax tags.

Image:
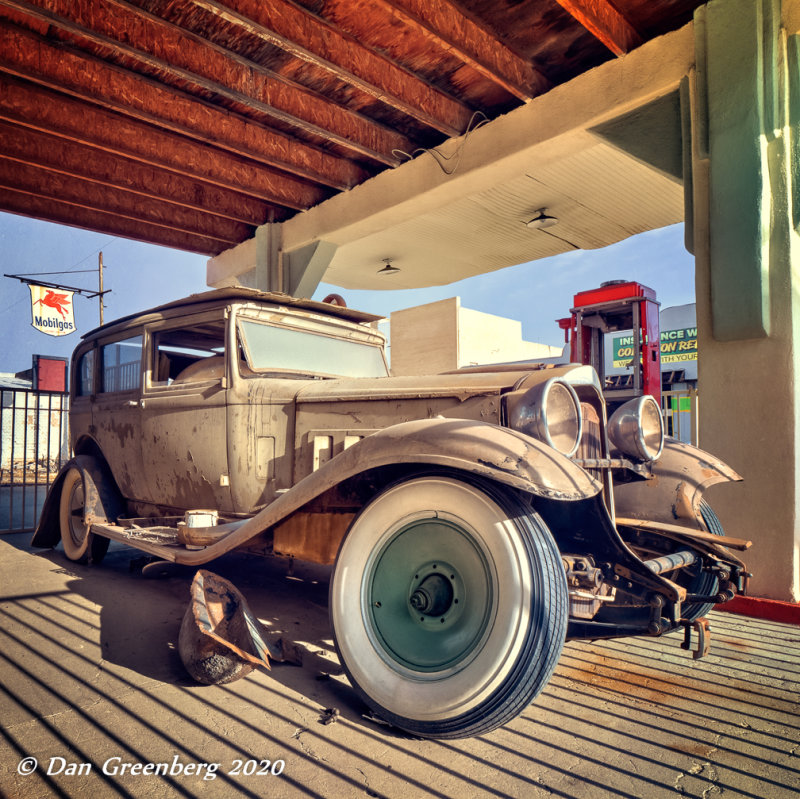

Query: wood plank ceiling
<box><xmin>0</xmin><ymin>0</ymin><xmax>705</xmax><ymax>255</ymax></box>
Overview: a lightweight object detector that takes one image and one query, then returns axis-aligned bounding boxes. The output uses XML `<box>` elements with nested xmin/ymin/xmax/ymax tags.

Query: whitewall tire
<box><xmin>330</xmin><ymin>475</ymin><xmax>567</xmax><ymax>738</ymax></box>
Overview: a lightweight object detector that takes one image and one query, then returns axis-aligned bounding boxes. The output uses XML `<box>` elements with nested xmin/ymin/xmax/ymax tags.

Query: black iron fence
<box><xmin>0</xmin><ymin>388</ymin><xmax>70</xmax><ymax>533</ymax></box>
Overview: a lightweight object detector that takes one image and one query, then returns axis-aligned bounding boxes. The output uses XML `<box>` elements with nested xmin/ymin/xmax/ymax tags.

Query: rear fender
<box><xmin>31</xmin><ymin>455</ymin><xmax>125</xmax><ymax>548</ymax></box>
<box><xmin>613</xmin><ymin>437</ymin><xmax>741</xmax><ymax>530</ymax></box>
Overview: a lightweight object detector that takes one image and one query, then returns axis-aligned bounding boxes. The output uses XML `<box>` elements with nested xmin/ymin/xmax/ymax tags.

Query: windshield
<box><xmin>239</xmin><ymin>319</ymin><xmax>388</xmax><ymax>378</ymax></box>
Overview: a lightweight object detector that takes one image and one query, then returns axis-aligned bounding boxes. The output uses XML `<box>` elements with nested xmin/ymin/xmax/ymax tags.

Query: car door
<box><xmin>139</xmin><ymin>311</ymin><xmax>232</xmax><ymax>513</ymax></box>
<box><xmin>91</xmin><ymin>332</ymin><xmax>149</xmax><ymax>501</ymax></box>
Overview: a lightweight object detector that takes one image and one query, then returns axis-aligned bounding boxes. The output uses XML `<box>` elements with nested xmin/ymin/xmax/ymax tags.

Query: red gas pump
<box><xmin>557</xmin><ymin>280</ymin><xmax>661</xmax><ymax>407</ymax></box>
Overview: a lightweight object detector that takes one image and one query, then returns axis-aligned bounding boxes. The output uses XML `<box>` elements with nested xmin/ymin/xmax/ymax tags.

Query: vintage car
<box><xmin>33</xmin><ymin>287</ymin><xmax>749</xmax><ymax>739</ymax></box>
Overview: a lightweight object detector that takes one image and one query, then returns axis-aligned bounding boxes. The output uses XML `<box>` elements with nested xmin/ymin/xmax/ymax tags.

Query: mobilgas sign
<box><xmin>613</xmin><ymin>327</ymin><xmax>697</xmax><ymax>367</ymax></box>
<box><xmin>29</xmin><ymin>284</ymin><xmax>77</xmax><ymax>337</ymax></box>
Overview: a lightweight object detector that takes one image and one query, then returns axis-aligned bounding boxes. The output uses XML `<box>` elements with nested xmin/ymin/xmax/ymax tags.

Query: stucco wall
<box><xmin>389</xmin><ymin>297</ymin><xmax>560</xmax><ymax>376</ymax></box>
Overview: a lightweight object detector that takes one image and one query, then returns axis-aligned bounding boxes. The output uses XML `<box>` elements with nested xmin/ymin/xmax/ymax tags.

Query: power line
<box><xmin>61</xmin><ymin>236</ymin><xmax>119</xmax><ymax>273</ymax></box>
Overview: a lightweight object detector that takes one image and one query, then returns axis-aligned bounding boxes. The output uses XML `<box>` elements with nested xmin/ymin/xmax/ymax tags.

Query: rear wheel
<box><xmin>330</xmin><ymin>475</ymin><xmax>567</xmax><ymax>739</ymax></box>
<box><xmin>59</xmin><ymin>467</ymin><xmax>109</xmax><ymax>564</ymax></box>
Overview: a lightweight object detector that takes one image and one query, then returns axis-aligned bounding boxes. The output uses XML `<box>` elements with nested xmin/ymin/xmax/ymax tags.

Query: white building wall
<box><xmin>390</xmin><ymin>297</ymin><xmax>560</xmax><ymax>376</ymax></box>
<box><xmin>0</xmin><ymin>389</ymin><xmax>69</xmax><ymax>480</ymax></box>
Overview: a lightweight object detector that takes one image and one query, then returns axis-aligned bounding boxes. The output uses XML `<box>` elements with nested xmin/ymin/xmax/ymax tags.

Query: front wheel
<box><xmin>59</xmin><ymin>467</ymin><xmax>109</xmax><ymax>564</ymax></box>
<box><xmin>681</xmin><ymin>500</ymin><xmax>724</xmax><ymax>621</ymax></box>
<box><xmin>330</xmin><ymin>475</ymin><xmax>568</xmax><ymax>739</ymax></box>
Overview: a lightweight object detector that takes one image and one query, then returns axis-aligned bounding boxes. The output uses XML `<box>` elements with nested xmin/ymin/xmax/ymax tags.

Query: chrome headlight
<box><xmin>607</xmin><ymin>395</ymin><xmax>664</xmax><ymax>462</ymax></box>
<box><xmin>507</xmin><ymin>378</ymin><xmax>582</xmax><ymax>457</ymax></box>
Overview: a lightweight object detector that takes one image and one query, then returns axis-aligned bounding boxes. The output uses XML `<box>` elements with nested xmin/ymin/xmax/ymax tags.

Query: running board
<box><xmin>90</xmin><ymin>521</ymin><xmax>190</xmax><ymax>562</ymax></box>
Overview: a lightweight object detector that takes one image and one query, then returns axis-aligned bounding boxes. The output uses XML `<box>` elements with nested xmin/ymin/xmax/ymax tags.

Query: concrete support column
<box><xmin>207</xmin><ymin>223</ymin><xmax>337</xmax><ymax>298</ymax></box>
<box><xmin>692</xmin><ymin>0</ymin><xmax>800</xmax><ymax>600</ymax></box>
<box><xmin>206</xmin><ymin>222</ymin><xmax>283</xmax><ymax>292</ymax></box>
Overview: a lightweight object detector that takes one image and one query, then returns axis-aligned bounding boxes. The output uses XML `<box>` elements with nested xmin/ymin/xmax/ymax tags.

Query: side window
<box><xmin>150</xmin><ymin>321</ymin><xmax>226</xmax><ymax>386</ymax></box>
<box><xmin>75</xmin><ymin>349</ymin><xmax>95</xmax><ymax>397</ymax></box>
<box><xmin>100</xmin><ymin>336</ymin><xmax>143</xmax><ymax>393</ymax></box>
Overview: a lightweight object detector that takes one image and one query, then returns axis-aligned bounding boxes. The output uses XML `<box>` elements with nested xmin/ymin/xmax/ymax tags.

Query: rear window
<box><xmin>100</xmin><ymin>336</ymin><xmax>142</xmax><ymax>393</ymax></box>
<box><xmin>75</xmin><ymin>349</ymin><xmax>95</xmax><ymax>396</ymax></box>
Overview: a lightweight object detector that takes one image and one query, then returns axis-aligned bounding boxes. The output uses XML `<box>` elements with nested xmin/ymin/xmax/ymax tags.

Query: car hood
<box><xmin>292</xmin><ymin>363</ymin><xmax>600</xmax><ymax>402</ymax></box>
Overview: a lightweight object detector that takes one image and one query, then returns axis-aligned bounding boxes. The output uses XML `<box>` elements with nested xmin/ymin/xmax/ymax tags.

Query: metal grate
<box><xmin>0</xmin><ymin>388</ymin><xmax>70</xmax><ymax>534</ymax></box>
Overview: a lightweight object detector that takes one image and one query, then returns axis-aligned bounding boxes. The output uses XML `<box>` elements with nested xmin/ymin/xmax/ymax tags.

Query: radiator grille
<box><xmin>577</xmin><ymin>402</ymin><xmax>603</xmax><ymax>481</ymax></box>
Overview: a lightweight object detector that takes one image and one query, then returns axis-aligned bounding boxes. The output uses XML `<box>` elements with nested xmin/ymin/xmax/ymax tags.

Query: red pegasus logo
<box><xmin>33</xmin><ymin>290</ymin><xmax>72</xmax><ymax>318</ymax></box>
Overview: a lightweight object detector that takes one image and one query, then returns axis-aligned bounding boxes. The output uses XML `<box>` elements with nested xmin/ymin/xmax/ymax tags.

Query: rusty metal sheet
<box><xmin>178</xmin><ymin>568</ymin><xmax>301</xmax><ymax>684</ymax></box>
<box><xmin>272</xmin><ymin>511</ymin><xmax>354</xmax><ymax>565</ymax></box>
<box><xmin>615</xmin><ymin>517</ymin><xmax>752</xmax><ymax>552</ymax></box>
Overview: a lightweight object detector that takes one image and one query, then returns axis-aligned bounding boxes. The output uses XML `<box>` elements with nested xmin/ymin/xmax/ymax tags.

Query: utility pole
<box><xmin>99</xmin><ymin>252</ymin><xmax>105</xmax><ymax>325</ymax></box>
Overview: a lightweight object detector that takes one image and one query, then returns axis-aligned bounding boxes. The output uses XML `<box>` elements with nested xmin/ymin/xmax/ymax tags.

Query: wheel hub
<box><xmin>409</xmin><ymin>573</ymin><xmax>452</xmax><ymax>615</ymax></box>
<box><xmin>406</xmin><ymin>561</ymin><xmax>462</xmax><ymax>626</ymax></box>
<box><xmin>366</xmin><ymin>518</ymin><xmax>492</xmax><ymax>672</ymax></box>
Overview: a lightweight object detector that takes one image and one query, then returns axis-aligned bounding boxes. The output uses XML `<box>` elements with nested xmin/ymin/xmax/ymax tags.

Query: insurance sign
<box><xmin>613</xmin><ymin>327</ymin><xmax>697</xmax><ymax>367</ymax></box>
<box><xmin>29</xmin><ymin>284</ymin><xmax>77</xmax><ymax>337</ymax></box>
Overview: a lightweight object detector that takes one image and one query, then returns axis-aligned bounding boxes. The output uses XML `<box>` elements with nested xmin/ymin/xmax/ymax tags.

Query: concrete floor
<box><xmin>0</xmin><ymin>531</ymin><xmax>797</xmax><ymax>799</ymax></box>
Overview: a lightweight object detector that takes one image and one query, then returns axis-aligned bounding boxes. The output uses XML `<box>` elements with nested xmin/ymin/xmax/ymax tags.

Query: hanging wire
<box><xmin>392</xmin><ymin>111</ymin><xmax>492</xmax><ymax>176</ymax></box>
<box><xmin>0</xmin><ymin>294</ymin><xmax>28</xmax><ymax>315</ymax></box>
<box><xmin>4</xmin><ymin>235</ymin><xmax>119</xmax><ymax>305</ymax></box>
<box><xmin>5</xmin><ymin>235</ymin><xmax>119</xmax><ymax>283</ymax></box>
<box><xmin>60</xmin><ymin>236</ymin><xmax>119</xmax><ymax>273</ymax></box>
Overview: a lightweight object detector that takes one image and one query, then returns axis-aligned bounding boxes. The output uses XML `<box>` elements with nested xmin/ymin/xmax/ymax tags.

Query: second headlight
<box><xmin>607</xmin><ymin>395</ymin><xmax>664</xmax><ymax>462</ymax></box>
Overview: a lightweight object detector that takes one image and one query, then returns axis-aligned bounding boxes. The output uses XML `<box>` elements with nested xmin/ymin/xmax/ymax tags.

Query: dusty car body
<box><xmin>33</xmin><ymin>288</ymin><xmax>749</xmax><ymax>739</ymax></box>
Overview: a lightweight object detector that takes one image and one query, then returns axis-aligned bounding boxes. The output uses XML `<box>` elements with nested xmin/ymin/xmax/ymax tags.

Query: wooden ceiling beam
<box><xmin>0</xmin><ymin>158</ymin><xmax>255</xmax><ymax>247</ymax></box>
<box><xmin>0</xmin><ymin>76</ymin><xmax>325</xmax><ymax>212</ymax></box>
<box><xmin>0</xmin><ymin>188</ymin><xmax>232</xmax><ymax>254</ymax></box>
<box><xmin>553</xmin><ymin>0</ymin><xmax>644</xmax><ymax>57</ymax></box>
<box><xmin>0</xmin><ymin>21</ymin><xmax>367</xmax><ymax>190</ymax></box>
<box><xmin>363</xmin><ymin>0</ymin><xmax>550</xmax><ymax>101</ymax></box>
<box><xmin>2</xmin><ymin>0</ymin><xmax>411</xmax><ymax>165</ymax></box>
<box><xmin>0</xmin><ymin>117</ymin><xmax>280</xmax><ymax>227</ymax></box>
<box><xmin>185</xmin><ymin>0</ymin><xmax>473</xmax><ymax>137</ymax></box>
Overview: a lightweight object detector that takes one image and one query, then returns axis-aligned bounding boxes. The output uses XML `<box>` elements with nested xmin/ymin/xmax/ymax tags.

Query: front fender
<box><xmin>328</xmin><ymin>417</ymin><xmax>601</xmax><ymax>502</ymax></box>
<box><xmin>613</xmin><ymin>437</ymin><xmax>741</xmax><ymax>530</ymax></box>
<box><xmin>172</xmin><ymin>418</ymin><xmax>601</xmax><ymax>564</ymax></box>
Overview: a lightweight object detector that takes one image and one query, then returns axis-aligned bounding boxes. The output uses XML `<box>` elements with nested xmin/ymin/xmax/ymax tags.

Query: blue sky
<box><xmin>0</xmin><ymin>210</ymin><xmax>695</xmax><ymax>375</ymax></box>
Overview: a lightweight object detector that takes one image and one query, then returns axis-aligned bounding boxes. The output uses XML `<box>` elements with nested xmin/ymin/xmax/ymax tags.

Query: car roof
<box><xmin>80</xmin><ymin>288</ymin><xmax>383</xmax><ymax>341</ymax></box>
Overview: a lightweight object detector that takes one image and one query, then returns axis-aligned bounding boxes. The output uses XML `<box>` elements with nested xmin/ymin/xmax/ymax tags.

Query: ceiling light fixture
<box><xmin>526</xmin><ymin>209</ymin><xmax>558</xmax><ymax>230</ymax></box>
<box><xmin>377</xmin><ymin>259</ymin><xmax>400</xmax><ymax>275</ymax></box>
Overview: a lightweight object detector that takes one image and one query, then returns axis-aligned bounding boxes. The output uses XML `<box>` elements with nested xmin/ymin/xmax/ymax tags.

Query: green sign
<box><xmin>613</xmin><ymin>327</ymin><xmax>698</xmax><ymax>368</ymax></box>
<box><xmin>670</xmin><ymin>395</ymin><xmax>692</xmax><ymax>412</ymax></box>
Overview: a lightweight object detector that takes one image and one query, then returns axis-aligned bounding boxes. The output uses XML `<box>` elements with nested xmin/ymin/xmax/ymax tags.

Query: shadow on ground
<box><xmin>1</xmin><ymin>531</ymin><xmax>798</xmax><ymax>799</ymax></box>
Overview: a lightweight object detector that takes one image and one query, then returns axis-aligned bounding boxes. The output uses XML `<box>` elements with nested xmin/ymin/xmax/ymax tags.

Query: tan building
<box><xmin>389</xmin><ymin>297</ymin><xmax>561</xmax><ymax>376</ymax></box>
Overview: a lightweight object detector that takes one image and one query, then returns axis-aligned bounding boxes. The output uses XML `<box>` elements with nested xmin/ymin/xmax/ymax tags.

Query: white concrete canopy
<box><xmin>207</xmin><ymin>25</ymin><xmax>694</xmax><ymax>293</ymax></box>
